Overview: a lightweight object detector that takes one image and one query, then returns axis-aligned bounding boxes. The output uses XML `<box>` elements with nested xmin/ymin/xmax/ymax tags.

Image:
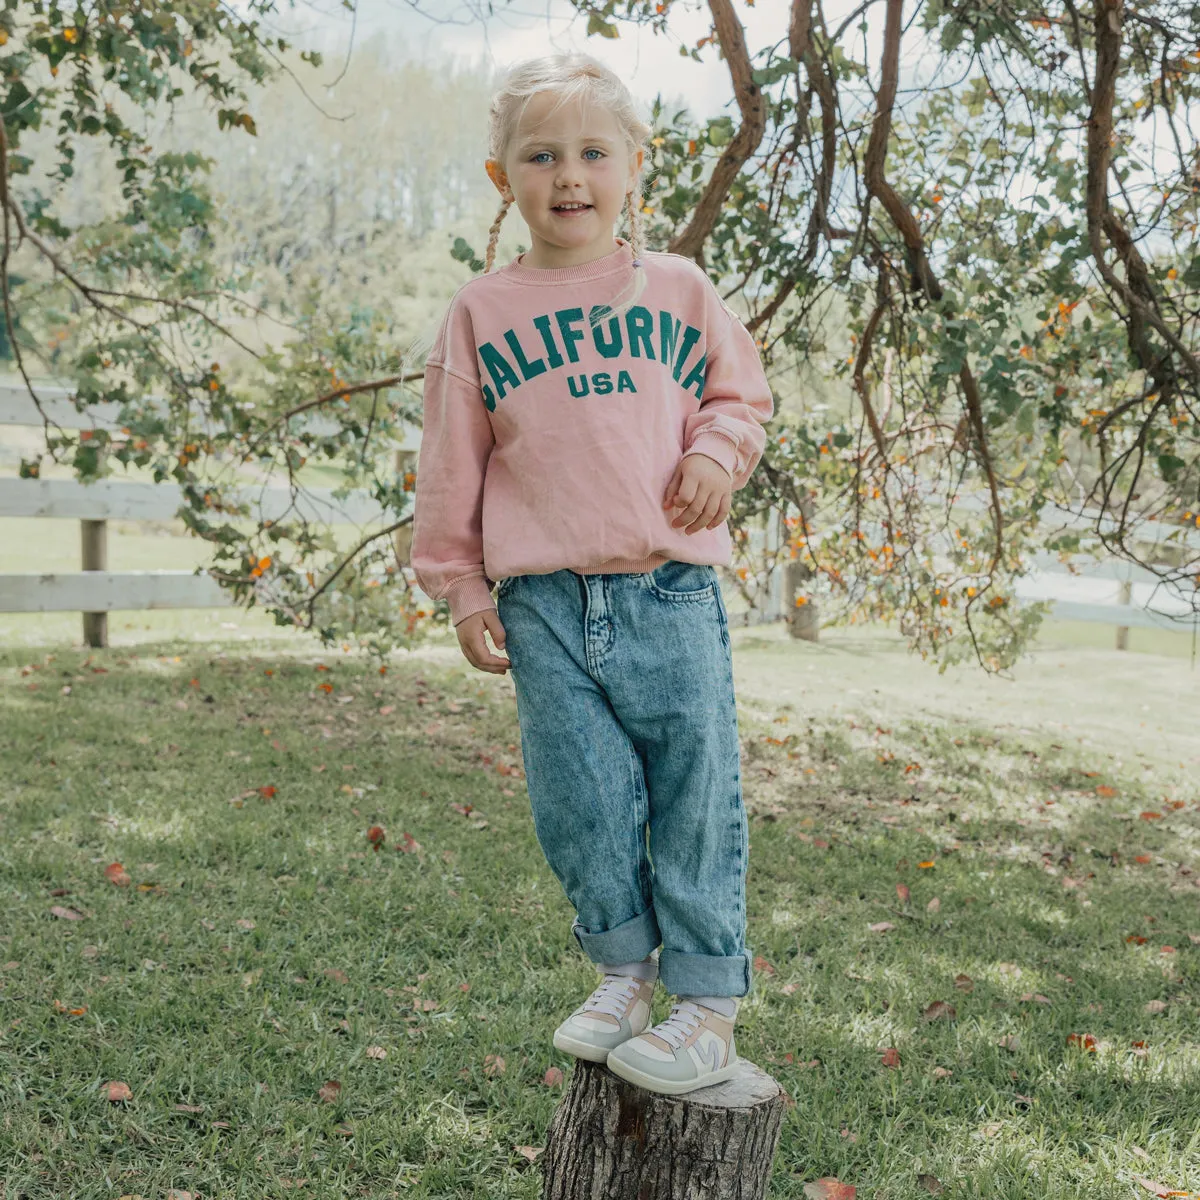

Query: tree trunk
<box><xmin>541</xmin><ymin>1058</ymin><xmax>786</xmax><ymax>1199</ymax></box>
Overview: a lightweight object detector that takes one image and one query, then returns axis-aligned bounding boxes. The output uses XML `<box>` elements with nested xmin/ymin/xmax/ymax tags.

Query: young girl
<box><xmin>409</xmin><ymin>52</ymin><xmax>774</xmax><ymax>1097</ymax></box>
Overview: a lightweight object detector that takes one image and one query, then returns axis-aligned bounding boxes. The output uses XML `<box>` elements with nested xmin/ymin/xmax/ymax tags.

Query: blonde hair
<box><xmin>484</xmin><ymin>52</ymin><xmax>652</xmax><ymax>327</ymax></box>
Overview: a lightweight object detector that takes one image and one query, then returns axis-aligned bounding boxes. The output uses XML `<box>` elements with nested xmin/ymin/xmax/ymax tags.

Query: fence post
<box><xmin>1115</xmin><ymin>575</ymin><xmax>1132</xmax><ymax>651</ymax></box>
<box><xmin>81</xmin><ymin>518</ymin><xmax>108</xmax><ymax>648</ymax></box>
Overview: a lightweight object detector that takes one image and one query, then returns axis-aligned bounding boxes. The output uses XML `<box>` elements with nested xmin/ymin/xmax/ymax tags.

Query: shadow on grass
<box><xmin>1</xmin><ymin>643</ymin><xmax>1198</xmax><ymax>1199</ymax></box>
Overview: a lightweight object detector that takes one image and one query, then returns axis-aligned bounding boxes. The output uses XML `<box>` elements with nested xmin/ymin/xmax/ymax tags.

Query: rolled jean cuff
<box><xmin>659</xmin><ymin>948</ymin><xmax>752</xmax><ymax>998</ymax></box>
<box><xmin>571</xmin><ymin>905</ymin><xmax>662</xmax><ymax>966</ymax></box>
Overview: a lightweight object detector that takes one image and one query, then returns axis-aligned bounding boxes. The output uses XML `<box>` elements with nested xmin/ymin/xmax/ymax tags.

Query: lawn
<box><xmin>1</xmin><ymin>615</ymin><xmax>1198</xmax><ymax>1199</ymax></box>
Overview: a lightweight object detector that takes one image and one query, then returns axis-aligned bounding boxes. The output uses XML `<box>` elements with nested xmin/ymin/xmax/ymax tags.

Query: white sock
<box><xmin>682</xmin><ymin>993</ymin><xmax>737</xmax><ymax>1018</ymax></box>
<box><xmin>598</xmin><ymin>948</ymin><xmax>659</xmax><ymax>982</ymax></box>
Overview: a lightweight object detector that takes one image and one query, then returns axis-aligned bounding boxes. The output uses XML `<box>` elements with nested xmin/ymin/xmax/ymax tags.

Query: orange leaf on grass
<box><xmin>104</xmin><ymin>1080</ymin><xmax>132</xmax><ymax>1102</ymax></box>
<box><xmin>104</xmin><ymin>862</ymin><xmax>131</xmax><ymax>887</ymax></box>
<box><xmin>880</xmin><ymin>1047</ymin><xmax>900</xmax><ymax>1068</ymax></box>
<box><xmin>395</xmin><ymin>832</ymin><xmax>422</xmax><ymax>853</ymax></box>
<box><xmin>367</xmin><ymin>825</ymin><xmax>386</xmax><ymax>849</ymax></box>
<box><xmin>803</xmin><ymin>1178</ymin><xmax>856</xmax><ymax>1200</ymax></box>
<box><xmin>258</xmin><ymin>785</ymin><xmax>277</xmax><ymax>799</ymax></box>
<box><xmin>896</xmin><ymin>883</ymin><xmax>910</xmax><ymax>903</ymax></box>
<box><xmin>543</xmin><ymin>1066</ymin><xmax>564</xmax><ymax>1086</ymax></box>
<box><xmin>1095</xmin><ymin>785</ymin><xmax>1117</xmax><ymax>797</ymax></box>
<box><xmin>1067</xmin><ymin>1033</ymin><xmax>1097</xmax><ymax>1052</ymax></box>
<box><xmin>1140</xmin><ymin>811</ymin><xmax>1164</xmax><ymax>821</ymax></box>
<box><xmin>917</xmin><ymin>860</ymin><xmax>935</xmax><ymax>869</ymax></box>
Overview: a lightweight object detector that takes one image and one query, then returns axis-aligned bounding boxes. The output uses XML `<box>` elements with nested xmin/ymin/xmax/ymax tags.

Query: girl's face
<box><xmin>487</xmin><ymin>90</ymin><xmax>642</xmax><ymax>269</ymax></box>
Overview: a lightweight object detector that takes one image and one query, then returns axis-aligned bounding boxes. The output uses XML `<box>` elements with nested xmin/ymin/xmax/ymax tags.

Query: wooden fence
<box><xmin>2</xmin><ymin>383</ymin><xmax>1197</xmax><ymax>649</ymax></box>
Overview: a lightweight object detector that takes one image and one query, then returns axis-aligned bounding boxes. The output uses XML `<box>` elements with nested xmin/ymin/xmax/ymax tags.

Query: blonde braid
<box><xmin>626</xmin><ymin>186</ymin><xmax>646</xmax><ymax>264</ymax></box>
<box><xmin>484</xmin><ymin>195</ymin><xmax>513</xmax><ymax>273</ymax></box>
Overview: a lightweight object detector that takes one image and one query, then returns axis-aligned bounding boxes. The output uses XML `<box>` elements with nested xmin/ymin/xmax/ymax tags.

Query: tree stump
<box><xmin>541</xmin><ymin>1057</ymin><xmax>786</xmax><ymax>1199</ymax></box>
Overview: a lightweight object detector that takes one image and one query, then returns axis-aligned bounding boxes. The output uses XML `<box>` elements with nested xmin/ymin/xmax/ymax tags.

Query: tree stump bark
<box><xmin>541</xmin><ymin>1057</ymin><xmax>786</xmax><ymax>1199</ymax></box>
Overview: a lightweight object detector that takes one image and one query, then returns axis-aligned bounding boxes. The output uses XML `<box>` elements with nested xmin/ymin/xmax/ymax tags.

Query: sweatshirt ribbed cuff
<box><xmin>683</xmin><ymin>431</ymin><xmax>739</xmax><ymax>479</ymax></box>
<box><xmin>443</xmin><ymin>573</ymin><xmax>496</xmax><ymax>628</ymax></box>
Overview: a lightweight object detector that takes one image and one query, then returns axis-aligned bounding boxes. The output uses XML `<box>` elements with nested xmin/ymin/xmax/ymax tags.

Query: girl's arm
<box><xmin>409</xmin><ymin>298</ymin><xmax>498</xmax><ymax>628</ymax></box>
<box><xmin>679</xmin><ymin>295</ymin><xmax>775</xmax><ymax>491</ymax></box>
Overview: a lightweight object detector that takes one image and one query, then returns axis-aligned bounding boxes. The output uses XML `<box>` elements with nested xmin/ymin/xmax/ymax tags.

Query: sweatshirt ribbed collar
<box><xmin>498</xmin><ymin>237</ymin><xmax>634</xmax><ymax>286</ymax></box>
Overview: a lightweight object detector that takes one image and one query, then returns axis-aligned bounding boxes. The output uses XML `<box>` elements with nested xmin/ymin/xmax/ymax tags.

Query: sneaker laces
<box><xmin>649</xmin><ymin>1000</ymin><xmax>706</xmax><ymax>1049</ymax></box>
<box><xmin>580</xmin><ymin>973</ymin><xmax>641</xmax><ymax>1019</ymax></box>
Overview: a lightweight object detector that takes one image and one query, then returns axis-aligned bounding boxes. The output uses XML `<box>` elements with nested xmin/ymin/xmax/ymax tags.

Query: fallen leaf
<box><xmin>105</xmin><ymin>1080</ymin><xmax>132</xmax><ymax>1102</ymax></box>
<box><xmin>880</xmin><ymin>1047</ymin><xmax>900</xmax><ymax>1068</ymax></box>
<box><xmin>997</xmin><ymin>1034</ymin><xmax>1021</xmax><ymax>1052</ymax></box>
<box><xmin>922</xmin><ymin>1000</ymin><xmax>956</xmax><ymax>1022</ymax></box>
<box><xmin>754</xmin><ymin>955</ymin><xmax>776</xmax><ymax>975</ymax></box>
<box><xmin>50</xmin><ymin>905</ymin><xmax>85</xmax><ymax>920</ymax></box>
<box><xmin>926</xmin><ymin>896</ymin><xmax>941</xmax><ymax>913</ymax></box>
<box><xmin>236</xmin><ymin>919</ymin><xmax>255</xmax><ymax>931</ymax></box>
<box><xmin>174</xmin><ymin>1103</ymin><xmax>204</xmax><ymax>1113</ymax></box>
<box><xmin>980</xmin><ymin>1121</ymin><xmax>1004</xmax><ymax>1137</ymax></box>
<box><xmin>324</xmin><ymin>968</ymin><xmax>349</xmax><ymax>984</ymax></box>
<box><xmin>1134</xmin><ymin>1178</ymin><xmax>1174</xmax><ymax>1198</ymax></box>
<box><xmin>803</xmin><ymin>1180</ymin><xmax>856</xmax><ymax>1200</ymax></box>
<box><xmin>918</xmin><ymin>1174</ymin><xmax>944</xmax><ymax>1195</ymax></box>
<box><xmin>954</xmin><ymin>973</ymin><xmax>974</xmax><ymax>992</ymax></box>
<box><xmin>931</xmin><ymin>1067</ymin><xmax>952</xmax><ymax>1078</ymax></box>
<box><xmin>543</xmin><ymin>1066</ymin><xmax>564</xmax><ymax>1086</ymax></box>
<box><xmin>1144</xmin><ymin>1000</ymin><xmax>1167</xmax><ymax>1013</ymax></box>
<box><xmin>868</xmin><ymin>922</ymin><xmax>895</xmax><ymax>933</ymax></box>
<box><xmin>1140</xmin><ymin>811</ymin><xmax>1164</xmax><ymax>820</ymax></box>
<box><xmin>896</xmin><ymin>883</ymin><xmax>910</xmax><ymax>903</ymax></box>
<box><xmin>367</xmin><ymin>825</ymin><xmax>386</xmax><ymax>849</ymax></box>
<box><xmin>1019</xmin><ymin>993</ymin><xmax>1051</xmax><ymax>1004</ymax></box>
<box><xmin>104</xmin><ymin>862</ymin><xmax>132</xmax><ymax>887</ymax></box>
<box><xmin>366</xmin><ymin>1045</ymin><xmax>387</xmax><ymax>1060</ymax></box>
<box><xmin>379</xmin><ymin>705</ymin><xmax>395</xmax><ymax>716</ymax></box>
<box><xmin>1066</xmin><ymin>1032</ymin><xmax>1097</xmax><ymax>1052</ymax></box>
<box><xmin>317</xmin><ymin>1080</ymin><xmax>342</xmax><ymax>1103</ymax></box>
<box><xmin>515</xmin><ymin>1145</ymin><xmax>543</xmax><ymax>1163</ymax></box>
<box><xmin>484</xmin><ymin>1053</ymin><xmax>506</xmax><ymax>1076</ymax></box>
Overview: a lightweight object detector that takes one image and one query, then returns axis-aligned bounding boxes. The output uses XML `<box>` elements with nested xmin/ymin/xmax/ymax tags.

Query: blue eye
<box><xmin>532</xmin><ymin>151</ymin><xmax>552</xmax><ymax>163</ymax></box>
<box><xmin>584</xmin><ymin>148</ymin><xmax>604</xmax><ymax>160</ymax></box>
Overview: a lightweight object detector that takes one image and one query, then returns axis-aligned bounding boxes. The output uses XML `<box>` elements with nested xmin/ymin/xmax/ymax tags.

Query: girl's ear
<box><xmin>485</xmin><ymin>159</ymin><xmax>511</xmax><ymax>198</ymax></box>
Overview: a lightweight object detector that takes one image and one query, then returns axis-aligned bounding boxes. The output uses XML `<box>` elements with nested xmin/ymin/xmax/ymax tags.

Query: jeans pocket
<box><xmin>646</xmin><ymin>560</ymin><xmax>717</xmax><ymax>602</ymax></box>
<box><xmin>495</xmin><ymin>574</ymin><xmax>518</xmax><ymax>599</ymax></box>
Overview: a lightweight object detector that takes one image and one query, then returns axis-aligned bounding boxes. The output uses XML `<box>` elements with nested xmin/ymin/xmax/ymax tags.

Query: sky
<box><xmin>270</xmin><ymin>0</ymin><xmax>893</xmax><ymax>123</ymax></box>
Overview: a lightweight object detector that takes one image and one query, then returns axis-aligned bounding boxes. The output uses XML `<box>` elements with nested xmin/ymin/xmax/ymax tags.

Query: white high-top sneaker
<box><xmin>552</xmin><ymin>952</ymin><xmax>658</xmax><ymax>1063</ymax></box>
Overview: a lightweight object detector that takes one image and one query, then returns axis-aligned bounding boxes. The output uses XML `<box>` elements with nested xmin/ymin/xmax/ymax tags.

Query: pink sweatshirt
<box><xmin>409</xmin><ymin>236</ymin><xmax>776</xmax><ymax>628</ymax></box>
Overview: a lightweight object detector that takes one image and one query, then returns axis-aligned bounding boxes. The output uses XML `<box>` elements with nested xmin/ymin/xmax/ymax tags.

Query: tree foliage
<box><xmin>7</xmin><ymin>0</ymin><xmax>1200</xmax><ymax>670</ymax></box>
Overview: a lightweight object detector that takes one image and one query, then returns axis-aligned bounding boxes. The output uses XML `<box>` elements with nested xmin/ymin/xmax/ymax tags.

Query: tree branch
<box><xmin>667</xmin><ymin>0</ymin><xmax>769</xmax><ymax>262</ymax></box>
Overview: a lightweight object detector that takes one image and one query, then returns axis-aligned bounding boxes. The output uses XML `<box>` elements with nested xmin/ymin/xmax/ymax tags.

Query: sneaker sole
<box><xmin>552</xmin><ymin>1026</ymin><xmax>618</xmax><ymax>1063</ymax></box>
<box><xmin>604</xmin><ymin>1051</ymin><xmax>742</xmax><ymax>1096</ymax></box>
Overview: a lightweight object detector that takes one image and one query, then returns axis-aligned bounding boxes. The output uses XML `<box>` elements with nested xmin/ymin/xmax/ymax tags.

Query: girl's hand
<box><xmin>662</xmin><ymin>453</ymin><xmax>732</xmax><ymax>534</ymax></box>
<box><xmin>456</xmin><ymin>608</ymin><xmax>510</xmax><ymax>674</ymax></box>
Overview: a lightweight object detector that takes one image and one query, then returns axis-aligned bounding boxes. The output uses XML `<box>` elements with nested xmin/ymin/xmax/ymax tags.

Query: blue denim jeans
<box><xmin>495</xmin><ymin>560</ymin><xmax>751</xmax><ymax>998</ymax></box>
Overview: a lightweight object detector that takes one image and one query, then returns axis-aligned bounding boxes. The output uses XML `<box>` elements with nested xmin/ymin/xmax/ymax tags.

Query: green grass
<box><xmin>1</xmin><ymin>621</ymin><xmax>1199</xmax><ymax>1198</ymax></box>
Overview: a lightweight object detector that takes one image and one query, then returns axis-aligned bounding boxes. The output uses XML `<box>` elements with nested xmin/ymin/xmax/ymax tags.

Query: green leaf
<box><xmin>1157</xmin><ymin>453</ymin><xmax>1186</xmax><ymax>482</ymax></box>
<box><xmin>587</xmin><ymin>13</ymin><xmax>619</xmax><ymax>38</ymax></box>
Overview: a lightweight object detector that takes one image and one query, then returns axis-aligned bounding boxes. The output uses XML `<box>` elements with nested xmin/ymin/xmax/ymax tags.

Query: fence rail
<box><xmin>1</xmin><ymin>382</ymin><xmax>1196</xmax><ymax>647</ymax></box>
